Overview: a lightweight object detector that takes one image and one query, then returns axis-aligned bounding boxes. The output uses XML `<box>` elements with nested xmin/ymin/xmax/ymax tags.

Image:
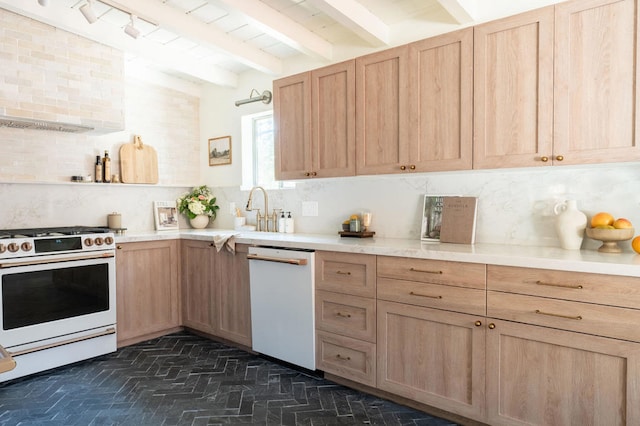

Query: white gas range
<box><xmin>0</xmin><ymin>226</ymin><xmax>117</xmax><ymax>382</ymax></box>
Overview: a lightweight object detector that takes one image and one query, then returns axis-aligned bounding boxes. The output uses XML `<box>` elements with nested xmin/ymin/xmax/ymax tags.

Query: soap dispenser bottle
<box><xmin>286</xmin><ymin>212</ymin><xmax>294</xmax><ymax>234</ymax></box>
<box><xmin>278</xmin><ymin>211</ymin><xmax>286</xmax><ymax>233</ymax></box>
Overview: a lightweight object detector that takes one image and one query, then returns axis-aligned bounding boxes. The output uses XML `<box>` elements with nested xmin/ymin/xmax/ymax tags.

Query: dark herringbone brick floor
<box><xmin>0</xmin><ymin>332</ymin><xmax>459</xmax><ymax>425</ymax></box>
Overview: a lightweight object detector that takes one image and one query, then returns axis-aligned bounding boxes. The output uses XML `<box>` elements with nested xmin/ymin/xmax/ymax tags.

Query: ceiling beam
<box><xmin>437</xmin><ymin>0</ymin><xmax>475</xmax><ymax>24</ymax></box>
<box><xmin>216</xmin><ymin>0</ymin><xmax>333</xmax><ymax>61</ymax></box>
<box><xmin>0</xmin><ymin>0</ymin><xmax>238</xmax><ymax>86</ymax></box>
<box><xmin>96</xmin><ymin>0</ymin><xmax>283</xmax><ymax>75</ymax></box>
<box><xmin>307</xmin><ymin>0</ymin><xmax>389</xmax><ymax>46</ymax></box>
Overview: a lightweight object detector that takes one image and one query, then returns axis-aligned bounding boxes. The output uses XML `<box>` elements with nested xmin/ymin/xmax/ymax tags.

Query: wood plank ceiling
<box><xmin>0</xmin><ymin>0</ymin><xmax>523</xmax><ymax>87</ymax></box>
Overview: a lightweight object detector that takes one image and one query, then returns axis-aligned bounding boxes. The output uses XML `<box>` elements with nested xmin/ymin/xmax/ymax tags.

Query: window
<box><xmin>241</xmin><ymin>111</ymin><xmax>294</xmax><ymax>190</ymax></box>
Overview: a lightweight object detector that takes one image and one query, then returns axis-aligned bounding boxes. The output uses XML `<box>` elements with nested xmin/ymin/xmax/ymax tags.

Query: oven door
<box><xmin>0</xmin><ymin>252</ymin><xmax>116</xmax><ymax>349</ymax></box>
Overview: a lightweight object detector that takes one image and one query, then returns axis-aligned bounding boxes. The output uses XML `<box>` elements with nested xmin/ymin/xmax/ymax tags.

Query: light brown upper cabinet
<box><xmin>408</xmin><ymin>27</ymin><xmax>474</xmax><ymax>172</ymax></box>
<box><xmin>356</xmin><ymin>29</ymin><xmax>473</xmax><ymax>176</ymax></box>
<box><xmin>473</xmin><ymin>7</ymin><xmax>555</xmax><ymax>169</ymax></box>
<box><xmin>355</xmin><ymin>46</ymin><xmax>410</xmax><ymax>175</ymax></box>
<box><xmin>475</xmin><ymin>0</ymin><xmax>640</xmax><ymax>169</ymax></box>
<box><xmin>274</xmin><ymin>60</ymin><xmax>355</xmax><ymax>180</ymax></box>
<box><xmin>554</xmin><ymin>0</ymin><xmax>640</xmax><ymax>165</ymax></box>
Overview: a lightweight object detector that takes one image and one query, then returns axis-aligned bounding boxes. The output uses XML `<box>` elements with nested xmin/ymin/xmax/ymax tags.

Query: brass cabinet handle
<box><xmin>335</xmin><ymin>312</ymin><xmax>352</xmax><ymax>318</ymax></box>
<box><xmin>535</xmin><ymin>309</ymin><xmax>582</xmax><ymax>320</ymax></box>
<box><xmin>409</xmin><ymin>267</ymin><xmax>443</xmax><ymax>275</ymax></box>
<box><xmin>400</xmin><ymin>165</ymin><xmax>407</xmax><ymax>170</ymax></box>
<box><xmin>410</xmin><ymin>291</ymin><xmax>442</xmax><ymax>299</ymax></box>
<box><xmin>305</xmin><ymin>172</ymin><xmax>311</xmax><ymax>177</ymax></box>
<box><xmin>474</xmin><ymin>320</ymin><xmax>482</xmax><ymax>327</ymax></box>
<box><xmin>536</xmin><ymin>280</ymin><xmax>583</xmax><ymax>290</ymax></box>
<box><xmin>311</xmin><ymin>171</ymin><xmax>317</xmax><ymax>176</ymax></box>
<box><xmin>541</xmin><ymin>156</ymin><xmax>549</xmax><ymax>162</ymax></box>
<box><xmin>488</xmin><ymin>323</ymin><xmax>496</xmax><ymax>329</ymax></box>
<box><xmin>336</xmin><ymin>271</ymin><xmax>351</xmax><ymax>276</ymax></box>
<box><xmin>116</xmin><ymin>245</ymin><xmax>122</xmax><ymax>249</ymax></box>
<box><xmin>209</xmin><ymin>243</ymin><xmax>215</xmax><ymax>247</ymax></box>
<box><xmin>409</xmin><ymin>165</ymin><xmax>416</xmax><ymax>170</ymax></box>
<box><xmin>336</xmin><ymin>354</ymin><xmax>351</xmax><ymax>361</ymax></box>
<box><xmin>555</xmin><ymin>155</ymin><xmax>564</xmax><ymax>161</ymax></box>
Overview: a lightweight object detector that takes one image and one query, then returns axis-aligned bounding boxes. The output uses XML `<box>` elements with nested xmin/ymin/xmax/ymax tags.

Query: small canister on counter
<box><xmin>107</xmin><ymin>212</ymin><xmax>122</xmax><ymax>229</ymax></box>
<box><xmin>349</xmin><ymin>217</ymin><xmax>361</xmax><ymax>232</ymax></box>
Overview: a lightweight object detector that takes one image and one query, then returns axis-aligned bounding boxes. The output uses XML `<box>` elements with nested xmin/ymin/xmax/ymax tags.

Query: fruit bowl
<box><xmin>585</xmin><ymin>227</ymin><xmax>635</xmax><ymax>253</ymax></box>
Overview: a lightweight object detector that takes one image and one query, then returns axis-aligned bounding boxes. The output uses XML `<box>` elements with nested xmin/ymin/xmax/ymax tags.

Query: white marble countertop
<box><xmin>115</xmin><ymin>229</ymin><xmax>640</xmax><ymax>277</ymax></box>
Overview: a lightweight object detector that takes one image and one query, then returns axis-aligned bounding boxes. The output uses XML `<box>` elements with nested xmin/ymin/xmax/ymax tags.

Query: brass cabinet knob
<box><xmin>305</xmin><ymin>172</ymin><xmax>311</xmax><ymax>177</ymax></box>
<box><xmin>488</xmin><ymin>323</ymin><xmax>496</xmax><ymax>330</ymax></box>
<box><xmin>409</xmin><ymin>165</ymin><xmax>416</xmax><ymax>170</ymax></box>
<box><xmin>541</xmin><ymin>156</ymin><xmax>549</xmax><ymax>162</ymax></box>
<box><xmin>474</xmin><ymin>320</ymin><xmax>482</xmax><ymax>327</ymax></box>
<box><xmin>116</xmin><ymin>245</ymin><xmax>122</xmax><ymax>250</ymax></box>
<box><xmin>400</xmin><ymin>165</ymin><xmax>406</xmax><ymax>170</ymax></box>
<box><xmin>311</xmin><ymin>171</ymin><xmax>317</xmax><ymax>176</ymax></box>
<box><xmin>209</xmin><ymin>243</ymin><xmax>215</xmax><ymax>247</ymax></box>
<box><xmin>555</xmin><ymin>155</ymin><xmax>564</xmax><ymax>161</ymax></box>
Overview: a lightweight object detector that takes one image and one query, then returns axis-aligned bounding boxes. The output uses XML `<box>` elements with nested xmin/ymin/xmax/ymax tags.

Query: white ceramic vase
<box><xmin>189</xmin><ymin>214</ymin><xmax>209</xmax><ymax>229</ymax></box>
<box><xmin>553</xmin><ymin>200</ymin><xmax>587</xmax><ymax>250</ymax></box>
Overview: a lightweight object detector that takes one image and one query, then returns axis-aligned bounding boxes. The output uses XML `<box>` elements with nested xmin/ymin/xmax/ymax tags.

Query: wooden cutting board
<box><xmin>120</xmin><ymin>135</ymin><xmax>158</xmax><ymax>184</ymax></box>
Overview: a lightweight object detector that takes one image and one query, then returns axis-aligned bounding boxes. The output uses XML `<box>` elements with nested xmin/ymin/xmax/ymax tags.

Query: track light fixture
<box><xmin>124</xmin><ymin>14</ymin><xmax>140</xmax><ymax>39</ymax></box>
<box><xmin>79</xmin><ymin>0</ymin><xmax>98</xmax><ymax>24</ymax></box>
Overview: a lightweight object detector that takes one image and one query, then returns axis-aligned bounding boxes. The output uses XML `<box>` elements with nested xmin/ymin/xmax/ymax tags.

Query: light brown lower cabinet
<box><xmin>377</xmin><ymin>300</ymin><xmax>486</xmax><ymax>422</ymax></box>
<box><xmin>486</xmin><ymin>319</ymin><xmax>640</xmax><ymax>426</ymax></box>
<box><xmin>115</xmin><ymin>240</ymin><xmax>180</xmax><ymax>347</ymax></box>
<box><xmin>181</xmin><ymin>240</ymin><xmax>251</xmax><ymax>346</ymax></box>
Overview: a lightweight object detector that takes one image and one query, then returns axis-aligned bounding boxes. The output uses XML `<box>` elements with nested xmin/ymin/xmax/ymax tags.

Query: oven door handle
<box><xmin>0</xmin><ymin>252</ymin><xmax>114</xmax><ymax>268</ymax></box>
<box><xmin>9</xmin><ymin>327</ymin><xmax>116</xmax><ymax>357</ymax></box>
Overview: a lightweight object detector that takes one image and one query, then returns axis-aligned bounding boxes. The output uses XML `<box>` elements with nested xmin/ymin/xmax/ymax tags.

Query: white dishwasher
<box><xmin>248</xmin><ymin>246</ymin><xmax>316</xmax><ymax>370</ymax></box>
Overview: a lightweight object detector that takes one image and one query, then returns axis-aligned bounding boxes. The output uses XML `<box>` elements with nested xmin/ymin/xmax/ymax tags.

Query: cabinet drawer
<box><xmin>487</xmin><ymin>265</ymin><xmax>640</xmax><ymax>309</ymax></box>
<box><xmin>488</xmin><ymin>291</ymin><xmax>640</xmax><ymax>342</ymax></box>
<box><xmin>316</xmin><ymin>331</ymin><xmax>376</xmax><ymax>387</ymax></box>
<box><xmin>316</xmin><ymin>251</ymin><xmax>376</xmax><ymax>297</ymax></box>
<box><xmin>316</xmin><ymin>290</ymin><xmax>376</xmax><ymax>342</ymax></box>
<box><xmin>377</xmin><ymin>277</ymin><xmax>486</xmax><ymax>316</ymax></box>
<box><xmin>377</xmin><ymin>256</ymin><xmax>485</xmax><ymax>290</ymax></box>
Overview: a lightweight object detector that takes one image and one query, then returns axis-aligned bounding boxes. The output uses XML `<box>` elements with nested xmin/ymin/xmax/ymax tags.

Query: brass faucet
<box><xmin>246</xmin><ymin>186</ymin><xmax>271</xmax><ymax>231</ymax></box>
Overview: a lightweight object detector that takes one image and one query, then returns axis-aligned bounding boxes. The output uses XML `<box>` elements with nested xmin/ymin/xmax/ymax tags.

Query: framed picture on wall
<box><xmin>208</xmin><ymin>136</ymin><xmax>232</xmax><ymax>166</ymax></box>
<box><xmin>153</xmin><ymin>201</ymin><xmax>179</xmax><ymax>231</ymax></box>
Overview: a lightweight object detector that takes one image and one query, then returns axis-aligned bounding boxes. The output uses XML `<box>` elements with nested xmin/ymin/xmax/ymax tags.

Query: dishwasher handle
<box><xmin>247</xmin><ymin>253</ymin><xmax>308</xmax><ymax>266</ymax></box>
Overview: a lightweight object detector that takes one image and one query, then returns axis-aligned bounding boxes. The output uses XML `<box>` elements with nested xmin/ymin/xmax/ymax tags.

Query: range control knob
<box><xmin>0</xmin><ymin>244</ymin><xmax>5</xmax><ymax>254</ymax></box>
<box><xmin>104</xmin><ymin>236</ymin><xmax>114</xmax><ymax>245</ymax></box>
<box><xmin>8</xmin><ymin>243</ymin><xmax>19</xmax><ymax>253</ymax></box>
<box><xmin>84</xmin><ymin>238</ymin><xmax>94</xmax><ymax>247</ymax></box>
<box><xmin>95</xmin><ymin>237</ymin><xmax>104</xmax><ymax>246</ymax></box>
<box><xmin>21</xmin><ymin>242</ymin><xmax>33</xmax><ymax>252</ymax></box>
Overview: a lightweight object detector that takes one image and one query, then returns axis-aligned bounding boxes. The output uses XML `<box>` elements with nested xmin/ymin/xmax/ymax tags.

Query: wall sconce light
<box><xmin>124</xmin><ymin>14</ymin><xmax>140</xmax><ymax>39</ymax></box>
<box><xmin>235</xmin><ymin>89</ymin><xmax>273</xmax><ymax>107</ymax></box>
<box><xmin>79</xmin><ymin>0</ymin><xmax>98</xmax><ymax>24</ymax></box>
<box><xmin>37</xmin><ymin>0</ymin><xmax>49</xmax><ymax>6</ymax></box>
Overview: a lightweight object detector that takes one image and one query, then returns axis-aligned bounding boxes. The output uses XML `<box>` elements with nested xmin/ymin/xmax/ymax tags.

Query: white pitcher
<box><xmin>553</xmin><ymin>200</ymin><xmax>587</xmax><ymax>250</ymax></box>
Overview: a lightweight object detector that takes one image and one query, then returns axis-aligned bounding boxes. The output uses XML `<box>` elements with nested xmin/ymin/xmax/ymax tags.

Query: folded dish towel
<box><xmin>212</xmin><ymin>233</ymin><xmax>239</xmax><ymax>253</ymax></box>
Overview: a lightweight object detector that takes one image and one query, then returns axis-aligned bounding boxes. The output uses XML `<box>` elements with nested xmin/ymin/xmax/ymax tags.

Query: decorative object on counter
<box><xmin>107</xmin><ymin>212</ymin><xmax>122</xmax><ymax>230</ymax></box>
<box><xmin>208</xmin><ymin>136</ymin><xmax>232</xmax><ymax>166</ymax></box>
<box><xmin>189</xmin><ymin>215</ymin><xmax>209</xmax><ymax>229</ymax></box>
<box><xmin>120</xmin><ymin>135</ymin><xmax>159</xmax><ymax>184</ymax></box>
<box><xmin>421</xmin><ymin>195</ymin><xmax>445</xmax><ymax>241</ymax></box>
<box><xmin>71</xmin><ymin>175</ymin><xmax>85</xmax><ymax>182</ymax></box>
<box><xmin>586</xmin><ymin>227</ymin><xmax>634</xmax><ymax>253</ymax></box>
<box><xmin>339</xmin><ymin>213</ymin><xmax>375</xmax><ymax>238</ymax></box>
<box><xmin>176</xmin><ymin>185</ymin><xmax>220</xmax><ymax>229</ymax></box>
<box><xmin>362</xmin><ymin>211</ymin><xmax>372</xmax><ymax>231</ymax></box>
<box><xmin>439</xmin><ymin>196</ymin><xmax>478</xmax><ymax>244</ymax></box>
<box><xmin>553</xmin><ymin>200</ymin><xmax>587</xmax><ymax>250</ymax></box>
<box><xmin>585</xmin><ymin>211</ymin><xmax>634</xmax><ymax>253</ymax></box>
<box><xmin>111</xmin><ymin>173</ymin><xmax>120</xmax><ymax>183</ymax></box>
<box><xmin>153</xmin><ymin>201</ymin><xmax>179</xmax><ymax>231</ymax></box>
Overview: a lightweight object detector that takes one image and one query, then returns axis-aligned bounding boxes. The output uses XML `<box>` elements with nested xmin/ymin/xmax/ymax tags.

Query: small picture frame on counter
<box><xmin>153</xmin><ymin>201</ymin><xmax>179</xmax><ymax>231</ymax></box>
<box><xmin>208</xmin><ymin>135</ymin><xmax>232</xmax><ymax>166</ymax></box>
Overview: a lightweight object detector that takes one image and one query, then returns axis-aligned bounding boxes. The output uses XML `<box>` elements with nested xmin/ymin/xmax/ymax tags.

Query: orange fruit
<box><xmin>632</xmin><ymin>236</ymin><xmax>640</xmax><ymax>254</ymax></box>
<box><xmin>591</xmin><ymin>212</ymin><xmax>615</xmax><ymax>228</ymax></box>
<box><xmin>613</xmin><ymin>218</ymin><xmax>633</xmax><ymax>229</ymax></box>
